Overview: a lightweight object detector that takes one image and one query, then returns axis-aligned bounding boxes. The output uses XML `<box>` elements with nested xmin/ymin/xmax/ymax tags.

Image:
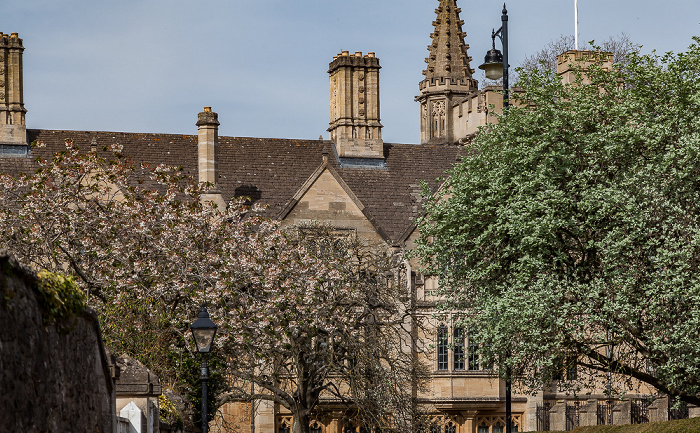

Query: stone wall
<box><xmin>0</xmin><ymin>251</ymin><xmax>116</xmax><ymax>433</ymax></box>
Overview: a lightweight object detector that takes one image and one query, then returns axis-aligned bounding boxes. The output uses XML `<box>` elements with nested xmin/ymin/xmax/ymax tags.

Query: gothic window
<box><xmin>432</xmin><ymin>100</ymin><xmax>446</xmax><ymax>138</ymax></box>
<box><xmin>344</xmin><ymin>424</ymin><xmax>356</xmax><ymax>433</ymax></box>
<box><xmin>454</xmin><ymin>327</ymin><xmax>465</xmax><ymax>370</ymax></box>
<box><xmin>279</xmin><ymin>423</ymin><xmax>291</xmax><ymax>433</ymax></box>
<box><xmin>437</xmin><ymin>325</ymin><xmax>448</xmax><ymax>370</ymax></box>
<box><xmin>311</xmin><ymin>424</ymin><xmax>322</xmax><ymax>433</ymax></box>
<box><xmin>477</xmin><ymin>422</ymin><xmax>489</xmax><ymax>433</ymax></box>
<box><xmin>445</xmin><ymin>422</ymin><xmax>456</xmax><ymax>433</ymax></box>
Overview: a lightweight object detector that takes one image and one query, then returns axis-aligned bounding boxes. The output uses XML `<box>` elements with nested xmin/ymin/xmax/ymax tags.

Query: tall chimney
<box><xmin>196</xmin><ymin>107</ymin><xmax>225</xmax><ymax>209</ymax></box>
<box><xmin>327</xmin><ymin>51</ymin><xmax>383</xmax><ymax>161</ymax></box>
<box><xmin>0</xmin><ymin>32</ymin><xmax>27</xmax><ymax>156</ymax></box>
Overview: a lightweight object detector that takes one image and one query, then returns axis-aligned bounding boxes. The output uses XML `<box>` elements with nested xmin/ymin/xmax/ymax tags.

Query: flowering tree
<box><xmin>0</xmin><ymin>141</ymin><xmax>428</xmax><ymax>432</ymax></box>
<box><xmin>219</xmin><ymin>222</ymin><xmax>429</xmax><ymax>433</ymax></box>
<box><xmin>416</xmin><ymin>39</ymin><xmax>700</xmax><ymax>405</ymax></box>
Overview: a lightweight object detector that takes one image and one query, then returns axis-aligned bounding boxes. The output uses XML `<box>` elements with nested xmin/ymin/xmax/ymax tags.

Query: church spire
<box><xmin>422</xmin><ymin>0</ymin><xmax>476</xmax><ymax>84</ymax></box>
<box><xmin>417</xmin><ymin>0</ymin><xmax>478</xmax><ymax>144</ymax></box>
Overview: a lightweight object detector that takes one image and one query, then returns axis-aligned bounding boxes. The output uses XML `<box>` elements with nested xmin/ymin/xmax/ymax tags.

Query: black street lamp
<box><xmin>190</xmin><ymin>303</ymin><xmax>218</xmax><ymax>433</ymax></box>
<box><xmin>480</xmin><ymin>8</ymin><xmax>512</xmax><ymax>432</ymax></box>
<box><xmin>478</xmin><ymin>4</ymin><xmax>509</xmax><ymax>112</ymax></box>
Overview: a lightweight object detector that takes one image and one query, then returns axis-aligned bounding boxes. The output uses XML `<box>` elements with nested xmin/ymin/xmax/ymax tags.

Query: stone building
<box><xmin>0</xmin><ymin>1</ymin><xmax>684</xmax><ymax>432</ymax></box>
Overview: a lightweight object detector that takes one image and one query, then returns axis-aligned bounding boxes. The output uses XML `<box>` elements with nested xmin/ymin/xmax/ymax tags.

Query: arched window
<box><xmin>310</xmin><ymin>423</ymin><xmax>322</xmax><ymax>433</ymax></box>
<box><xmin>437</xmin><ymin>325</ymin><xmax>448</xmax><ymax>370</ymax></box>
<box><xmin>477</xmin><ymin>422</ymin><xmax>489</xmax><ymax>433</ymax></box>
<box><xmin>445</xmin><ymin>422</ymin><xmax>456</xmax><ymax>433</ymax></box>
<box><xmin>279</xmin><ymin>423</ymin><xmax>291</xmax><ymax>433</ymax></box>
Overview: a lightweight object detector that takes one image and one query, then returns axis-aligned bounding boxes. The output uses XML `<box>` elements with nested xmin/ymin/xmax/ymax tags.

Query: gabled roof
<box><xmin>0</xmin><ymin>129</ymin><xmax>464</xmax><ymax>245</ymax></box>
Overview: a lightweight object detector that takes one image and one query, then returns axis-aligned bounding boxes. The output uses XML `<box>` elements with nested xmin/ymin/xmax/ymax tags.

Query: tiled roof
<box><xmin>1</xmin><ymin>130</ymin><xmax>463</xmax><ymax>245</ymax></box>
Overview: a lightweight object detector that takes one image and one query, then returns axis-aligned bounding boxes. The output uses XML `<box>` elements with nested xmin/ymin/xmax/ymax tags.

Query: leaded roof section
<box><xmin>421</xmin><ymin>0</ymin><xmax>477</xmax><ymax>87</ymax></box>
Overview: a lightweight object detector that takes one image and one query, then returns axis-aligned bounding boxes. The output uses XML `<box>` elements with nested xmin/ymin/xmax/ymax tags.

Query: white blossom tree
<box><xmin>417</xmin><ymin>39</ymin><xmax>700</xmax><ymax>406</ymax></box>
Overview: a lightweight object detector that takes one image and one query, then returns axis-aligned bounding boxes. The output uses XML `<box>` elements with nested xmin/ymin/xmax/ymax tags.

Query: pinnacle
<box><xmin>421</xmin><ymin>0</ymin><xmax>476</xmax><ymax>86</ymax></box>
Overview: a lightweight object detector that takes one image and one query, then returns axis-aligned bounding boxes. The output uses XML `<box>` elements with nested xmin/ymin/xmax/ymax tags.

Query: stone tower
<box><xmin>416</xmin><ymin>0</ymin><xmax>478</xmax><ymax>144</ymax></box>
<box><xmin>328</xmin><ymin>51</ymin><xmax>383</xmax><ymax>160</ymax></box>
<box><xmin>0</xmin><ymin>32</ymin><xmax>27</xmax><ymax>156</ymax></box>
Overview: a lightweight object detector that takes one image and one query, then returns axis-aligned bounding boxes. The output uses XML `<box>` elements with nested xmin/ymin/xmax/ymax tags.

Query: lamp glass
<box><xmin>190</xmin><ymin>304</ymin><xmax>218</xmax><ymax>353</ymax></box>
<box><xmin>192</xmin><ymin>327</ymin><xmax>217</xmax><ymax>353</ymax></box>
<box><xmin>483</xmin><ymin>63</ymin><xmax>503</xmax><ymax>80</ymax></box>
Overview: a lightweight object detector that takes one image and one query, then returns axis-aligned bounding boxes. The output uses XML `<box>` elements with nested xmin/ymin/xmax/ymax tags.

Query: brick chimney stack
<box><xmin>196</xmin><ymin>107</ymin><xmax>226</xmax><ymax>210</ymax></box>
<box><xmin>0</xmin><ymin>32</ymin><xmax>27</xmax><ymax>156</ymax></box>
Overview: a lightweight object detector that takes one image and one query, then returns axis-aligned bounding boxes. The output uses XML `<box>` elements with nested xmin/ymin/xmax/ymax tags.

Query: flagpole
<box><xmin>575</xmin><ymin>0</ymin><xmax>579</xmax><ymax>50</ymax></box>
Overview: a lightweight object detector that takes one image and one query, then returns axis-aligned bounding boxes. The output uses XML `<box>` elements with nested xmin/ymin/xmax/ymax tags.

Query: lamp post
<box><xmin>478</xmin><ymin>3</ymin><xmax>509</xmax><ymax>112</ymax></box>
<box><xmin>479</xmin><ymin>7</ymin><xmax>512</xmax><ymax>432</ymax></box>
<box><xmin>190</xmin><ymin>303</ymin><xmax>218</xmax><ymax>433</ymax></box>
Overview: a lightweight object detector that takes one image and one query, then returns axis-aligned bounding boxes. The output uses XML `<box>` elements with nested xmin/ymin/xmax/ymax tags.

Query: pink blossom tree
<box><xmin>0</xmin><ymin>141</ymin><xmax>428</xmax><ymax>433</ymax></box>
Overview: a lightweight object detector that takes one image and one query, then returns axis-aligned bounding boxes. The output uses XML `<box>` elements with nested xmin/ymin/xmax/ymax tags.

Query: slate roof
<box><xmin>0</xmin><ymin>129</ymin><xmax>464</xmax><ymax>245</ymax></box>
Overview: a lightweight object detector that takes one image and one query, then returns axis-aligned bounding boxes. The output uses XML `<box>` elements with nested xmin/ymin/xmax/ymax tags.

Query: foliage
<box><xmin>159</xmin><ymin>393</ymin><xmax>184</xmax><ymax>429</ymax></box>
<box><xmin>416</xmin><ymin>39</ymin><xmax>700</xmax><ymax>405</ymax></box>
<box><xmin>36</xmin><ymin>270</ymin><xmax>86</xmax><ymax>326</ymax></box>
<box><xmin>0</xmin><ymin>142</ymin><xmax>427</xmax><ymax>433</ymax></box>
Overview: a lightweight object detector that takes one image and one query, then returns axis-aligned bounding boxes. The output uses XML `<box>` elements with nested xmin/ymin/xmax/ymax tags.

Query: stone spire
<box><xmin>416</xmin><ymin>0</ymin><xmax>478</xmax><ymax>144</ymax></box>
<box><xmin>422</xmin><ymin>0</ymin><xmax>476</xmax><ymax>84</ymax></box>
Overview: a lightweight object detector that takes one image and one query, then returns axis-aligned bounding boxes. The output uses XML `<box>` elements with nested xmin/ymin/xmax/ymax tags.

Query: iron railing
<box><xmin>597</xmin><ymin>400</ymin><xmax>614</xmax><ymax>425</ymax></box>
<box><xmin>536</xmin><ymin>403</ymin><xmax>551</xmax><ymax>432</ymax></box>
<box><xmin>565</xmin><ymin>401</ymin><xmax>581</xmax><ymax>431</ymax></box>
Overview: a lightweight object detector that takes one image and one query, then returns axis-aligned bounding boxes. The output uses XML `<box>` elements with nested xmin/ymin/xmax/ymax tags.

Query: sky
<box><xmin>2</xmin><ymin>0</ymin><xmax>699</xmax><ymax>145</ymax></box>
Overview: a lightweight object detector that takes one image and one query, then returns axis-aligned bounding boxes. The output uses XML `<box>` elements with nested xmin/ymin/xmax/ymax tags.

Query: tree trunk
<box><xmin>292</xmin><ymin>408</ymin><xmax>311</xmax><ymax>433</ymax></box>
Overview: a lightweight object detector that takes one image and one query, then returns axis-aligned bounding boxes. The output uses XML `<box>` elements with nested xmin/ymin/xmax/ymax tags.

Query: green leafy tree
<box><xmin>416</xmin><ymin>38</ymin><xmax>700</xmax><ymax>405</ymax></box>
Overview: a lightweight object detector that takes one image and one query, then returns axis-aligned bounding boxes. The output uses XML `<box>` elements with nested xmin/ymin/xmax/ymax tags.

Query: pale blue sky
<box><xmin>2</xmin><ymin>0</ymin><xmax>698</xmax><ymax>144</ymax></box>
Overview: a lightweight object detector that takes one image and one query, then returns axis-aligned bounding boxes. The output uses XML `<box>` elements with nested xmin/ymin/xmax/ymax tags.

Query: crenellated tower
<box><xmin>0</xmin><ymin>32</ymin><xmax>27</xmax><ymax>156</ymax></box>
<box><xmin>416</xmin><ymin>0</ymin><xmax>478</xmax><ymax>144</ymax></box>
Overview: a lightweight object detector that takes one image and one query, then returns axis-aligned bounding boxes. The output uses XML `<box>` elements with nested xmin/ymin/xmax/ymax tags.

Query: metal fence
<box><xmin>536</xmin><ymin>403</ymin><xmax>551</xmax><ymax>432</ymax></box>
<box><xmin>669</xmin><ymin>400</ymin><xmax>689</xmax><ymax>420</ymax></box>
<box><xmin>565</xmin><ymin>401</ymin><xmax>581</xmax><ymax>431</ymax></box>
<box><xmin>631</xmin><ymin>399</ymin><xmax>651</xmax><ymax>424</ymax></box>
<box><xmin>596</xmin><ymin>400</ymin><xmax>614</xmax><ymax>425</ymax></box>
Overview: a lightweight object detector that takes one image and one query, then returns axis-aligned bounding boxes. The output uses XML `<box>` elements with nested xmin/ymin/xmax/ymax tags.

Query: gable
<box><xmin>282</xmin><ymin>168</ymin><xmax>385</xmax><ymax>244</ymax></box>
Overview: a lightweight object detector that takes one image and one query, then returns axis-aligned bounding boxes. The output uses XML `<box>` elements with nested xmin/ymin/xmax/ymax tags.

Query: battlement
<box><xmin>418</xmin><ymin>76</ymin><xmax>477</xmax><ymax>93</ymax></box>
<box><xmin>328</xmin><ymin>51</ymin><xmax>380</xmax><ymax>73</ymax></box>
<box><xmin>0</xmin><ymin>32</ymin><xmax>24</xmax><ymax>50</ymax></box>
